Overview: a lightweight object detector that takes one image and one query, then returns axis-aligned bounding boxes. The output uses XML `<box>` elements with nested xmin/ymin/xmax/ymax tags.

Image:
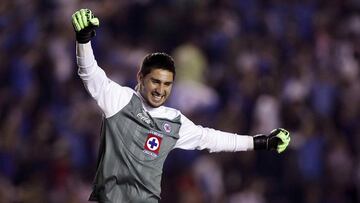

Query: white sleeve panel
<box><xmin>175</xmin><ymin>114</ymin><xmax>254</xmax><ymax>152</ymax></box>
<box><xmin>76</xmin><ymin>42</ymin><xmax>133</xmax><ymax>118</ymax></box>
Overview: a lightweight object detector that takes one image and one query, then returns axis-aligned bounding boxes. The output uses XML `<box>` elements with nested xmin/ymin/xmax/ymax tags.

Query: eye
<box><xmin>151</xmin><ymin>79</ymin><xmax>160</xmax><ymax>84</ymax></box>
<box><xmin>164</xmin><ymin>82</ymin><xmax>173</xmax><ymax>86</ymax></box>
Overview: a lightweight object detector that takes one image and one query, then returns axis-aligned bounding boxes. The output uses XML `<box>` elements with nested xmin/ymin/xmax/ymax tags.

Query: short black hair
<box><xmin>140</xmin><ymin>52</ymin><xmax>176</xmax><ymax>78</ymax></box>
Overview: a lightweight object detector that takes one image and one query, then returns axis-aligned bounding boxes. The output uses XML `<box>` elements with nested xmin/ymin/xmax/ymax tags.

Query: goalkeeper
<box><xmin>72</xmin><ymin>9</ymin><xmax>291</xmax><ymax>203</ymax></box>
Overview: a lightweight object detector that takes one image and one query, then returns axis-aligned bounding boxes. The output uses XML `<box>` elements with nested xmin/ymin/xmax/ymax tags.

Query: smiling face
<box><xmin>137</xmin><ymin>68</ymin><xmax>174</xmax><ymax>108</ymax></box>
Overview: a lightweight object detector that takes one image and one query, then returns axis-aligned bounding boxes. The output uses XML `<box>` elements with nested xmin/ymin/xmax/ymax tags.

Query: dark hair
<box><xmin>140</xmin><ymin>52</ymin><xmax>176</xmax><ymax>78</ymax></box>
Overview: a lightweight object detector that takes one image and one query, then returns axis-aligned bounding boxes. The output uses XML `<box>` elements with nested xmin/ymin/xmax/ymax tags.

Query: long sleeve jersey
<box><xmin>76</xmin><ymin>42</ymin><xmax>253</xmax><ymax>203</ymax></box>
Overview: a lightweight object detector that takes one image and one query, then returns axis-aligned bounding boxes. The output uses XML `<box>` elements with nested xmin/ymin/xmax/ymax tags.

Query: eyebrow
<box><xmin>150</xmin><ymin>77</ymin><xmax>173</xmax><ymax>85</ymax></box>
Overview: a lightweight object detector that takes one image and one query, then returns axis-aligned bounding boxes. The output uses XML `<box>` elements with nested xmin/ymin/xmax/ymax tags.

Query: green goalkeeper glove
<box><xmin>253</xmin><ymin>128</ymin><xmax>291</xmax><ymax>153</ymax></box>
<box><xmin>71</xmin><ymin>8</ymin><xmax>99</xmax><ymax>43</ymax></box>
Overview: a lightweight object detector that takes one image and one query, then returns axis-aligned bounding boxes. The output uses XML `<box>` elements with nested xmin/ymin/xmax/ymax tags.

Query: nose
<box><xmin>155</xmin><ymin>84</ymin><xmax>165</xmax><ymax>95</ymax></box>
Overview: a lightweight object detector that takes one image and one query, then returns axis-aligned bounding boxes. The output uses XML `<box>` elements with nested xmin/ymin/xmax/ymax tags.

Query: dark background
<box><xmin>0</xmin><ymin>0</ymin><xmax>359</xmax><ymax>202</ymax></box>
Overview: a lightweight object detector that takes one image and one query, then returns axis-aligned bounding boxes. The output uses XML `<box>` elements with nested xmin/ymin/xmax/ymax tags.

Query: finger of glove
<box><xmin>72</xmin><ymin>13</ymin><xmax>81</xmax><ymax>31</ymax></box>
<box><xmin>272</xmin><ymin>128</ymin><xmax>288</xmax><ymax>135</ymax></box>
<box><xmin>279</xmin><ymin>128</ymin><xmax>290</xmax><ymax>136</ymax></box>
<box><xmin>76</xmin><ymin>11</ymin><xmax>85</xmax><ymax>30</ymax></box>
<box><xmin>277</xmin><ymin>139</ymin><xmax>290</xmax><ymax>153</ymax></box>
<box><xmin>86</xmin><ymin>9</ymin><xmax>100</xmax><ymax>27</ymax></box>
<box><xmin>276</xmin><ymin>130</ymin><xmax>290</xmax><ymax>143</ymax></box>
<box><xmin>80</xmin><ymin>9</ymin><xmax>89</xmax><ymax>27</ymax></box>
<box><xmin>89</xmin><ymin>17</ymin><xmax>99</xmax><ymax>27</ymax></box>
<box><xmin>278</xmin><ymin>140</ymin><xmax>289</xmax><ymax>148</ymax></box>
<box><xmin>277</xmin><ymin>145</ymin><xmax>287</xmax><ymax>153</ymax></box>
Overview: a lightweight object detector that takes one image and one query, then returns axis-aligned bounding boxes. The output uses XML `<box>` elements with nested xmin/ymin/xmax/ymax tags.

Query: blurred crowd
<box><xmin>1</xmin><ymin>0</ymin><xmax>360</xmax><ymax>202</ymax></box>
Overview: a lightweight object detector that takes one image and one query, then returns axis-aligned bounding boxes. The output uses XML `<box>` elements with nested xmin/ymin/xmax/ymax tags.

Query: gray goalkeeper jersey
<box><xmin>89</xmin><ymin>94</ymin><xmax>181</xmax><ymax>202</ymax></box>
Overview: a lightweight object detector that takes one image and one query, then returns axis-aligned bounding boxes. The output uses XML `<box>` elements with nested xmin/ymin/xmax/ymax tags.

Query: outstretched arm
<box><xmin>176</xmin><ymin>114</ymin><xmax>290</xmax><ymax>153</ymax></box>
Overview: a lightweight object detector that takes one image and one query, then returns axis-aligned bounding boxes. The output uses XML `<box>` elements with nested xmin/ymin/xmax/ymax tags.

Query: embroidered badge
<box><xmin>144</xmin><ymin>133</ymin><xmax>162</xmax><ymax>156</ymax></box>
<box><xmin>163</xmin><ymin>123</ymin><xmax>171</xmax><ymax>133</ymax></box>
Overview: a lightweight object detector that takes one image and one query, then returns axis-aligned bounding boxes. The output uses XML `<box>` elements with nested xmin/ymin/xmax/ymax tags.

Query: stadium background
<box><xmin>0</xmin><ymin>0</ymin><xmax>359</xmax><ymax>202</ymax></box>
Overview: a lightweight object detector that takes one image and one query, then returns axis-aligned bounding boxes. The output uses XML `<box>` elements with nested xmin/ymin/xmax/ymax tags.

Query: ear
<box><xmin>137</xmin><ymin>71</ymin><xmax>145</xmax><ymax>89</ymax></box>
<box><xmin>137</xmin><ymin>71</ymin><xmax>143</xmax><ymax>83</ymax></box>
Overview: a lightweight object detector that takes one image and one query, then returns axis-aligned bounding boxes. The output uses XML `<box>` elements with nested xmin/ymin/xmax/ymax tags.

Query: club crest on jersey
<box><xmin>144</xmin><ymin>133</ymin><xmax>162</xmax><ymax>157</ymax></box>
<box><xmin>163</xmin><ymin>123</ymin><xmax>171</xmax><ymax>133</ymax></box>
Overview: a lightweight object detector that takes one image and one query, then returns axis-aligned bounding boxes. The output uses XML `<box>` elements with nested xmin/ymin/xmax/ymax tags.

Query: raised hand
<box><xmin>71</xmin><ymin>9</ymin><xmax>99</xmax><ymax>43</ymax></box>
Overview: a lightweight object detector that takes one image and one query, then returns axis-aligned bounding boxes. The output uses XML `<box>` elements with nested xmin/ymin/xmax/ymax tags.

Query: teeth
<box><xmin>152</xmin><ymin>95</ymin><xmax>162</xmax><ymax>101</ymax></box>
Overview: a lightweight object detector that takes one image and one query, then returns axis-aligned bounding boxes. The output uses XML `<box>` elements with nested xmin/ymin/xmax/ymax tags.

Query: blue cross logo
<box><xmin>148</xmin><ymin>138</ymin><xmax>158</xmax><ymax>149</ymax></box>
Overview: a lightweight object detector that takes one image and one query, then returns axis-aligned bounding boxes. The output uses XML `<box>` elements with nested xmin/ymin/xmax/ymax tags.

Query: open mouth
<box><xmin>151</xmin><ymin>93</ymin><xmax>163</xmax><ymax>102</ymax></box>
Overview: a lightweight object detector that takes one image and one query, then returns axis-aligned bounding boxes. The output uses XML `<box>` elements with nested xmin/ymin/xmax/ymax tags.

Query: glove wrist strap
<box><xmin>76</xmin><ymin>30</ymin><xmax>96</xmax><ymax>44</ymax></box>
<box><xmin>253</xmin><ymin>135</ymin><xmax>268</xmax><ymax>150</ymax></box>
